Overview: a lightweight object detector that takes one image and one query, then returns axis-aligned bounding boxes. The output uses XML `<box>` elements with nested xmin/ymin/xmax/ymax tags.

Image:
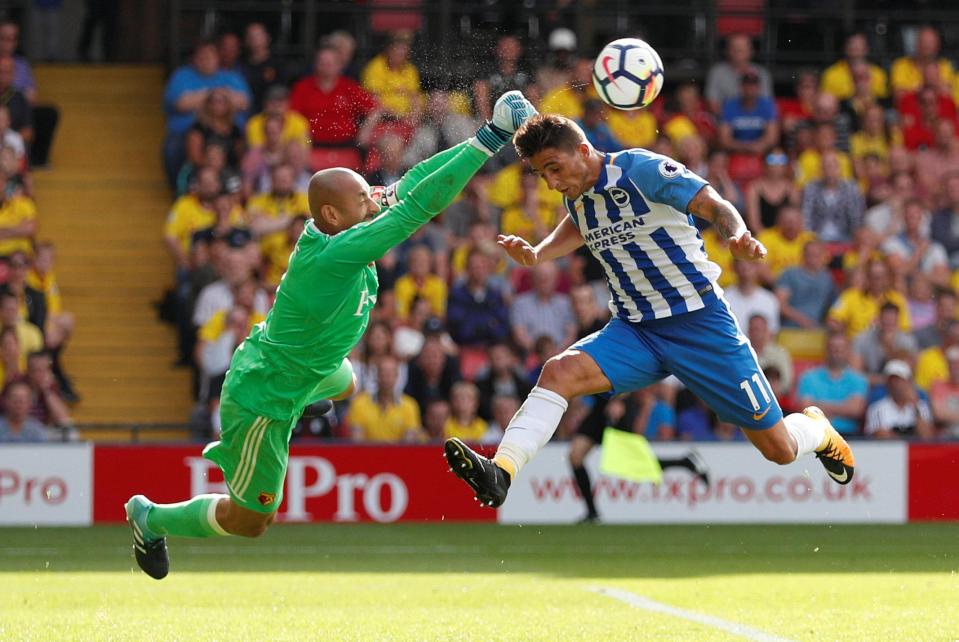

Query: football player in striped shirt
<box><xmin>445</xmin><ymin>113</ymin><xmax>855</xmax><ymax>508</ymax></box>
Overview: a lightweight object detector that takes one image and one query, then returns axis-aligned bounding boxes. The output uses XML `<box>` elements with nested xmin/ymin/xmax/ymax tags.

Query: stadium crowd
<box><xmin>159</xmin><ymin>22</ymin><xmax>959</xmax><ymax>445</ymax></box>
<box><xmin>0</xmin><ymin>18</ymin><xmax>73</xmax><ymax>444</ymax></box>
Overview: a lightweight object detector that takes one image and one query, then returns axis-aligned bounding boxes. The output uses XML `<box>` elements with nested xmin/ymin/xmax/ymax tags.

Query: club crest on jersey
<box><xmin>659</xmin><ymin>160</ymin><xmax>682</xmax><ymax>179</ymax></box>
<box><xmin>258</xmin><ymin>491</ymin><xmax>276</xmax><ymax>506</ymax></box>
<box><xmin>608</xmin><ymin>187</ymin><xmax>630</xmax><ymax>208</ymax></box>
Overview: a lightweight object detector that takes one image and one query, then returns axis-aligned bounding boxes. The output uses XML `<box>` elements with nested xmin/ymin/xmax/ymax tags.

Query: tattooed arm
<box><xmin>688</xmin><ymin>184</ymin><xmax>767</xmax><ymax>261</ymax></box>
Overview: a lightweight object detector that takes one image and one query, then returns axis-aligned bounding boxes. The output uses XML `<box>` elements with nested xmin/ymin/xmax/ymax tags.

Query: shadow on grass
<box><xmin>1</xmin><ymin>523</ymin><xmax>958</xmax><ymax>578</ymax></box>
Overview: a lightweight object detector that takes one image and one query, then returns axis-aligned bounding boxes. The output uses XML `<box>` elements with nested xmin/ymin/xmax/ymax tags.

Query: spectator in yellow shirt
<box><xmin>820</xmin><ymin>33</ymin><xmax>888</xmax><ymax>101</ymax></box>
<box><xmin>0</xmin><ymin>326</ymin><xmax>20</xmax><ymax>384</ymax></box>
<box><xmin>605</xmin><ymin>106</ymin><xmax>658</xmax><ymax>149</ymax></box>
<box><xmin>890</xmin><ymin>26</ymin><xmax>954</xmax><ymax>99</ymax></box>
<box><xmin>248</xmin><ymin>163</ymin><xmax>309</xmax><ymax>250</ymax></box>
<box><xmin>538</xmin><ymin>57</ymin><xmax>597</xmax><ymax>119</ymax></box>
<box><xmin>915</xmin><ymin>320</ymin><xmax>959</xmax><ymax>390</ymax></box>
<box><xmin>163</xmin><ymin>167</ymin><xmax>222</xmax><ymax>270</ymax></box>
<box><xmin>700</xmin><ymin>227</ymin><xmax>736</xmax><ymax>289</ymax></box>
<box><xmin>756</xmin><ymin>205</ymin><xmax>816</xmax><ymax>283</ymax></box>
<box><xmin>795</xmin><ymin>123</ymin><xmax>854</xmax><ymax>187</ymax></box>
<box><xmin>261</xmin><ymin>215</ymin><xmax>306</xmax><ymax>288</ymax></box>
<box><xmin>196</xmin><ymin>279</ymin><xmax>266</xmax><ymax>348</ymax></box>
<box><xmin>347</xmin><ymin>356</ymin><xmax>425</xmax><ymax>442</ymax></box>
<box><xmin>828</xmin><ymin>257</ymin><xmax>910</xmax><ymax>337</ymax></box>
<box><xmin>0</xmin><ymin>291</ymin><xmax>41</xmax><ymax>368</ymax></box>
<box><xmin>244</xmin><ymin>85</ymin><xmax>310</xmax><ymax>149</ymax></box>
<box><xmin>394</xmin><ymin>244</ymin><xmax>447</xmax><ymax>320</ymax></box>
<box><xmin>0</xmin><ymin>187</ymin><xmax>35</xmax><ymax>257</ymax></box>
<box><xmin>26</xmin><ymin>242</ymin><xmax>65</xmax><ymax>318</ymax></box>
<box><xmin>195</xmin><ymin>297</ymin><xmax>264</xmax><ymax>435</ymax></box>
<box><xmin>850</xmin><ymin>104</ymin><xmax>902</xmax><ymax>176</ymax></box>
<box><xmin>10</xmin><ymin>249</ymin><xmax>76</xmax><ymax>396</ymax></box>
<box><xmin>361</xmin><ymin>31</ymin><xmax>424</xmax><ymax>123</ymax></box>
<box><xmin>916</xmin><ymin>319</ymin><xmax>959</xmax><ymax>391</ymax></box>
<box><xmin>449</xmin><ymin>220</ymin><xmax>507</xmax><ymax>282</ymax></box>
<box><xmin>444</xmin><ymin>381</ymin><xmax>489</xmax><ymax>442</ymax></box>
<box><xmin>488</xmin><ymin>163</ymin><xmax>564</xmax><ymax>243</ymax></box>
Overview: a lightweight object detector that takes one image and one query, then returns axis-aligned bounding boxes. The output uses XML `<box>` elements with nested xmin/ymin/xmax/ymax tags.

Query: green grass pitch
<box><xmin>2</xmin><ymin>523</ymin><xmax>958</xmax><ymax>641</ymax></box>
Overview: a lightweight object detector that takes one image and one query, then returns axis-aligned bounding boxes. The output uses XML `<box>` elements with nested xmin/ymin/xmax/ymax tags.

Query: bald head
<box><xmin>308</xmin><ymin>168</ymin><xmax>378</xmax><ymax>234</ymax></box>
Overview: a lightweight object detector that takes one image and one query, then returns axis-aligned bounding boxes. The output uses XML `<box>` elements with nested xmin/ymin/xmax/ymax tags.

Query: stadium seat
<box><xmin>778</xmin><ymin>328</ymin><xmax>827</xmax><ymax>361</ymax></box>
<box><xmin>716</xmin><ymin>0</ymin><xmax>765</xmax><ymax>37</ymax></box>
<box><xmin>370</xmin><ymin>0</ymin><xmax>423</xmax><ymax>32</ymax></box>
<box><xmin>310</xmin><ymin>147</ymin><xmax>362</xmax><ymax>172</ymax></box>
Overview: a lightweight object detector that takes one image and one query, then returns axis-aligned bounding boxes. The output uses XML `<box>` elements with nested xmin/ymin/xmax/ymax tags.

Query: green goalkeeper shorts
<box><xmin>202</xmin><ymin>358</ymin><xmax>354</xmax><ymax>513</ymax></box>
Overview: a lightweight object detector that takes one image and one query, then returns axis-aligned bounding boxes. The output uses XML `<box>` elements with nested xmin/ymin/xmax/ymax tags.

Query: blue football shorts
<box><xmin>571</xmin><ymin>298</ymin><xmax>783</xmax><ymax>430</ymax></box>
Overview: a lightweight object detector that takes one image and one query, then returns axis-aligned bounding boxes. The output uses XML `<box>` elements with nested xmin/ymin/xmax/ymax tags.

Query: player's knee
<box><xmin>538</xmin><ymin>357</ymin><xmax>577</xmax><ymax>396</ymax></box>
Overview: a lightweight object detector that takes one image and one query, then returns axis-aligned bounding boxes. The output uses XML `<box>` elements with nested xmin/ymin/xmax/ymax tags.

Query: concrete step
<box><xmin>35</xmin><ymin>64</ymin><xmax>192</xmax><ymax>426</ymax></box>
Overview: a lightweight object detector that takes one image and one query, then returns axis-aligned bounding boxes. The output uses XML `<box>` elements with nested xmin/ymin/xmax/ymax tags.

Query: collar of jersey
<box><xmin>585</xmin><ymin>155</ymin><xmax>611</xmax><ymax>197</ymax></box>
<box><xmin>304</xmin><ymin>219</ymin><xmax>324</xmax><ymax>237</ymax></box>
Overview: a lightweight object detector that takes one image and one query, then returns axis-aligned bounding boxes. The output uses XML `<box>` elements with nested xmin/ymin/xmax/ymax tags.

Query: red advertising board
<box><xmin>908</xmin><ymin>443</ymin><xmax>959</xmax><ymax>521</ymax></box>
<box><xmin>93</xmin><ymin>444</ymin><xmax>494</xmax><ymax>523</ymax></box>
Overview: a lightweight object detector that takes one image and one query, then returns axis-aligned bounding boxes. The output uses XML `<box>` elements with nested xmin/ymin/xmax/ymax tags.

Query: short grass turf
<box><xmin>1</xmin><ymin>524</ymin><xmax>957</xmax><ymax>641</ymax></box>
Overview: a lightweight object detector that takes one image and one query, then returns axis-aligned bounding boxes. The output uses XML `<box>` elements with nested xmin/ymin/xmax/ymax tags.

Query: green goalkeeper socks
<box><xmin>146</xmin><ymin>493</ymin><xmax>231</xmax><ymax>539</ymax></box>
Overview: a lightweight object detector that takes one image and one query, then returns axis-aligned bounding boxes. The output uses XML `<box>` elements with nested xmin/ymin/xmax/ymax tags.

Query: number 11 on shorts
<box><xmin>739</xmin><ymin>373</ymin><xmax>772</xmax><ymax>412</ymax></box>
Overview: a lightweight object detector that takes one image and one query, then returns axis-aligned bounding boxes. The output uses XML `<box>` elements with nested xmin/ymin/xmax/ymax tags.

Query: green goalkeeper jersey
<box><xmin>222</xmin><ymin>140</ymin><xmax>486</xmax><ymax>419</ymax></box>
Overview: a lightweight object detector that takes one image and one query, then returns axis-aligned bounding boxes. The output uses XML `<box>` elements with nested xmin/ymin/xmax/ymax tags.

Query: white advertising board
<box><xmin>498</xmin><ymin>442</ymin><xmax>907</xmax><ymax>524</ymax></box>
<box><xmin>0</xmin><ymin>443</ymin><xmax>92</xmax><ymax>525</ymax></box>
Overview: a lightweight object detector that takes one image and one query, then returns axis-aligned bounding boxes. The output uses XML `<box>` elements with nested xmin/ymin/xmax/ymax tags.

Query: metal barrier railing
<box><xmin>167</xmin><ymin>0</ymin><xmax>959</xmax><ymax>84</ymax></box>
<box><xmin>54</xmin><ymin>423</ymin><xmax>198</xmax><ymax>444</ymax></box>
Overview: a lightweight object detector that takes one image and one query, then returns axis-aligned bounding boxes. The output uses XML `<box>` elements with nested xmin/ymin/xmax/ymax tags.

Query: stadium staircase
<box><xmin>32</xmin><ymin>65</ymin><xmax>192</xmax><ymax>439</ymax></box>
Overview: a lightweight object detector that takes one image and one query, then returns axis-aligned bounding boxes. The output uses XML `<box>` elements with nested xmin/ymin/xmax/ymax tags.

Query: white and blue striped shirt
<box><xmin>567</xmin><ymin>148</ymin><xmax>722</xmax><ymax>323</ymax></box>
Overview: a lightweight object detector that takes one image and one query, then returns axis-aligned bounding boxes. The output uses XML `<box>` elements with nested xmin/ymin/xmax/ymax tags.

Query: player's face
<box><xmin>528</xmin><ymin>145</ymin><xmax>591</xmax><ymax>199</ymax></box>
<box><xmin>337</xmin><ymin>174</ymin><xmax>381</xmax><ymax>229</ymax></box>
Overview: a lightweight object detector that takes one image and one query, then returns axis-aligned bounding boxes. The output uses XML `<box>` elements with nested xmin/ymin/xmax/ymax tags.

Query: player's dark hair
<box><xmin>513</xmin><ymin>114</ymin><xmax>585</xmax><ymax>159</ymax></box>
<box><xmin>879</xmin><ymin>302</ymin><xmax>901</xmax><ymax>315</ymax></box>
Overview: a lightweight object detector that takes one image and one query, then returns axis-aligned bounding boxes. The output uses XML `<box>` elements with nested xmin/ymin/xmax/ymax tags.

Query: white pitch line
<box><xmin>588</xmin><ymin>586</ymin><xmax>795</xmax><ymax>642</ymax></box>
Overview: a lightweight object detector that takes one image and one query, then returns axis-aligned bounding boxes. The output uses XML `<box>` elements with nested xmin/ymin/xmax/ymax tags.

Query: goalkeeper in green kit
<box><xmin>125</xmin><ymin>91</ymin><xmax>538</xmax><ymax>579</ymax></box>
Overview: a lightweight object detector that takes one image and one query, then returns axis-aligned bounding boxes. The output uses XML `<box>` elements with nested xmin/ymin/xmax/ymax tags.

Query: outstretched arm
<box><xmin>498</xmin><ymin>214</ymin><xmax>583</xmax><ymax>266</ymax></box>
<box><xmin>328</xmin><ymin>142</ymin><xmax>492</xmax><ymax>268</ymax></box>
<box><xmin>390</xmin><ymin>140</ymin><xmax>474</xmax><ymax>202</ymax></box>
<box><xmin>688</xmin><ymin>184</ymin><xmax>767</xmax><ymax>261</ymax></box>
<box><xmin>330</xmin><ymin>91</ymin><xmax>537</xmax><ymax>269</ymax></box>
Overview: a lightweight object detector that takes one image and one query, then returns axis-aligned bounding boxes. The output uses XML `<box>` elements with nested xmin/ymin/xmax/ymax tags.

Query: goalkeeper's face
<box><xmin>309</xmin><ymin>168</ymin><xmax>381</xmax><ymax>233</ymax></box>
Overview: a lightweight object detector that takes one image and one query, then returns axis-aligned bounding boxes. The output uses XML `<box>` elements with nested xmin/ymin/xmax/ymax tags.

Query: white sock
<box><xmin>783</xmin><ymin>412</ymin><xmax>826</xmax><ymax>458</ymax></box>
<box><xmin>205</xmin><ymin>493</ymin><xmax>231</xmax><ymax>536</ymax></box>
<box><xmin>494</xmin><ymin>386</ymin><xmax>568</xmax><ymax>477</ymax></box>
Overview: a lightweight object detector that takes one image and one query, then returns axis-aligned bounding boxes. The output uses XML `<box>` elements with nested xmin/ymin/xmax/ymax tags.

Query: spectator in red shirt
<box><xmin>289</xmin><ymin>44</ymin><xmax>381</xmax><ymax>171</ymax></box>
<box><xmin>902</xmin><ymin>85</ymin><xmax>957</xmax><ymax>151</ymax></box>
<box><xmin>899</xmin><ymin>63</ymin><xmax>957</xmax><ymax>141</ymax></box>
<box><xmin>664</xmin><ymin>82</ymin><xmax>717</xmax><ymax>145</ymax></box>
<box><xmin>777</xmin><ymin>70</ymin><xmax>818</xmax><ymax>152</ymax></box>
